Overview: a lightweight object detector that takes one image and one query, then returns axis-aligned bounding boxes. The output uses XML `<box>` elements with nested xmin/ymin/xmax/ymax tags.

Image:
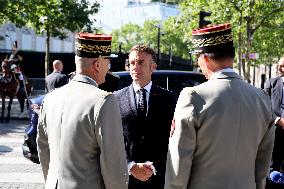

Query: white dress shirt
<box><xmin>132</xmin><ymin>81</ymin><xmax>152</xmax><ymax>113</ymax></box>
<box><xmin>128</xmin><ymin>81</ymin><xmax>156</xmax><ymax>175</ymax></box>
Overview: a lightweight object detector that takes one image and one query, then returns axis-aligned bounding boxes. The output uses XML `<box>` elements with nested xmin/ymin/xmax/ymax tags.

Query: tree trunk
<box><xmin>237</xmin><ymin>14</ymin><xmax>243</xmax><ymax>77</ymax></box>
<box><xmin>244</xmin><ymin>0</ymin><xmax>255</xmax><ymax>84</ymax></box>
<box><xmin>245</xmin><ymin>32</ymin><xmax>251</xmax><ymax>84</ymax></box>
<box><xmin>242</xmin><ymin>58</ymin><xmax>246</xmax><ymax>78</ymax></box>
<box><xmin>45</xmin><ymin>28</ymin><xmax>50</xmax><ymax>77</ymax></box>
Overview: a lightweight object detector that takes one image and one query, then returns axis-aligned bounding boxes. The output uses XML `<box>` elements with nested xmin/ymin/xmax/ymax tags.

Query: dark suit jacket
<box><xmin>114</xmin><ymin>84</ymin><xmax>176</xmax><ymax>189</ymax></box>
<box><xmin>45</xmin><ymin>71</ymin><xmax>68</xmax><ymax>92</ymax></box>
<box><xmin>264</xmin><ymin>77</ymin><xmax>284</xmax><ymax>170</ymax></box>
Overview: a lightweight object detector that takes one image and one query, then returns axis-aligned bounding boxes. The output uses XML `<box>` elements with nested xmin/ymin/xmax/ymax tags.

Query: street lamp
<box><xmin>157</xmin><ymin>25</ymin><xmax>161</xmax><ymax>66</ymax></box>
<box><xmin>156</xmin><ymin>23</ymin><xmax>165</xmax><ymax>66</ymax></box>
<box><xmin>169</xmin><ymin>45</ymin><xmax>172</xmax><ymax>68</ymax></box>
<box><xmin>118</xmin><ymin>36</ymin><xmax>123</xmax><ymax>56</ymax></box>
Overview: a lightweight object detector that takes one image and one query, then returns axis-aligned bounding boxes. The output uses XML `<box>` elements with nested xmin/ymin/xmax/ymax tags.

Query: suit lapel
<box><xmin>277</xmin><ymin>77</ymin><xmax>283</xmax><ymax>105</ymax></box>
<box><xmin>147</xmin><ymin>85</ymin><xmax>158</xmax><ymax>117</ymax></box>
<box><xmin>126</xmin><ymin>84</ymin><xmax>158</xmax><ymax>117</ymax></box>
<box><xmin>127</xmin><ymin>85</ymin><xmax>138</xmax><ymax>116</ymax></box>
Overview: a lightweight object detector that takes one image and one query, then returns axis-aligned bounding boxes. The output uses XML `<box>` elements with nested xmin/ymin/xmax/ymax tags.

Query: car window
<box><xmin>152</xmin><ymin>74</ymin><xmax>167</xmax><ymax>90</ymax></box>
<box><xmin>117</xmin><ymin>74</ymin><xmax>132</xmax><ymax>89</ymax></box>
<box><xmin>115</xmin><ymin>71</ymin><xmax>206</xmax><ymax>95</ymax></box>
<box><xmin>168</xmin><ymin>74</ymin><xmax>205</xmax><ymax>95</ymax></box>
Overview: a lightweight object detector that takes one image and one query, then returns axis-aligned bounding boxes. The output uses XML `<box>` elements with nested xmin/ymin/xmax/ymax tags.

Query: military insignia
<box><xmin>191</xmin><ymin>23</ymin><xmax>234</xmax><ymax>55</ymax></box>
<box><xmin>170</xmin><ymin>119</ymin><xmax>176</xmax><ymax>137</ymax></box>
<box><xmin>184</xmin><ymin>87</ymin><xmax>195</xmax><ymax>94</ymax></box>
<box><xmin>100</xmin><ymin>91</ymin><xmax>112</xmax><ymax>98</ymax></box>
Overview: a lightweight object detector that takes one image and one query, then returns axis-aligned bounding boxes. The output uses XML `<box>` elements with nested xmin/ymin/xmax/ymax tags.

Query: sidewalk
<box><xmin>0</xmin><ymin>120</ymin><xmax>44</xmax><ymax>189</ymax></box>
<box><xmin>0</xmin><ymin>99</ymin><xmax>29</xmax><ymax>120</ymax></box>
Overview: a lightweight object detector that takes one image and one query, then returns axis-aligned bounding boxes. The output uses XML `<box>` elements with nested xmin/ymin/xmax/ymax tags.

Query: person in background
<box><xmin>37</xmin><ymin>33</ymin><xmax>128</xmax><ymax>189</ymax></box>
<box><xmin>264</xmin><ymin>57</ymin><xmax>284</xmax><ymax>187</ymax></box>
<box><xmin>114</xmin><ymin>44</ymin><xmax>176</xmax><ymax>189</ymax></box>
<box><xmin>165</xmin><ymin>23</ymin><xmax>275</xmax><ymax>189</ymax></box>
<box><xmin>125</xmin><ymin>59</ymin><xmax>130</xmax><ymax>71</ymax></box>
<box><xmin>45</xmin><ymin>60</ymin><xmax>68</xmax><ymax>92</ymax></box>
<box><xmin>9</xmin><ymin>41</ymin><xmax>26</xmax><ymax>95</ymax></box>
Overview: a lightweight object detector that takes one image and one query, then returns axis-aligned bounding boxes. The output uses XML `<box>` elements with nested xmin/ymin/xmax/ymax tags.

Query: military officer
<box><xmin>165</xmin><ymin>23</ymin><xmax>275</xmax><ymax>189</ymax></box>
<box><xmin>37</xmin><ymin>33</ymin><xmax>128</xmax><ymax>189</ymax></box>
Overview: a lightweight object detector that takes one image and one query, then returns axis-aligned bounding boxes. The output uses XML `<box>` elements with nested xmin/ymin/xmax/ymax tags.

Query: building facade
<box><xmin>94</xmin><ymin>0</ymin><xmax>180</xmax><ymax>32</ymax></box>
<box><xmin>0</xmin><ymin>22</ymin><xmax>75</xmax><ymax>53</ymax></box>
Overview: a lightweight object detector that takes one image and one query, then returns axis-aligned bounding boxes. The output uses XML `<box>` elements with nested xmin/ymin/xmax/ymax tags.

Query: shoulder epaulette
<box><xmin>108</xmin><ymin>72</ymin><xmax>119</xmax><ymax>78</ymax></box>
<box><xmin>183</xmin><ymin>87</ymin><xmax>196</xmax><ymax>94</ymax></box>
<box><xmin>100</xmin><ymin>91</ymin><xmax>112</xmax><ymax>98</ymax></box>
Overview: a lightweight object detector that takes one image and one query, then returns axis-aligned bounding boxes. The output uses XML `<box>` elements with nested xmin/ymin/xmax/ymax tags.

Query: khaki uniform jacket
<box><xmin>165</xmin><ymin>72</ymin><xmax>275</xmax><ymax>189</ymax></box>
<box><xmin>37</xmin><ymin>74</ymin><xmax>128</xmax><ymax>189</ymax></box>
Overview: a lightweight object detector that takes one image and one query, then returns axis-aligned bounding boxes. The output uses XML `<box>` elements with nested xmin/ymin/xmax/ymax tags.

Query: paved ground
<box><xmin>0</xmin><ymin>120</ymin><xmax>44</xmax><ymax>188</ymax></box>
<box><xmin>0</xmin><ymin>99</ymin><xmax>29</xmax><ymax>120</ymax></box>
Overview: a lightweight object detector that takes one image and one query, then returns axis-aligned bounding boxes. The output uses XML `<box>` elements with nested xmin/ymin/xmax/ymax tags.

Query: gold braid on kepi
<box><xmin>191</xmin><ymin>23</ymin><xmax>234</xmax><ymax>54</ymax></box>
<box><xmin>75</xmin><ymin>33</ymin><xmax>112</xmax><ymax>58</ymax></box>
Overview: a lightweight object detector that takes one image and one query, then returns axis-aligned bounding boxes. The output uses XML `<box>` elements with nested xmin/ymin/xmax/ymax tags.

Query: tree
<box><xmin>0</xmin><ymin>0</ymin><xmax>17</xmax><ymax>41</ymax></box>
<box><xmin>111</xmin><ymin>23</ymin><xmax>144</xmax><ymax>53</ymax></box>
<box><xmin>156</xmin><ymin>18</ymin><xmax>189</xmax><ymax>59</ymax></box>
<box><xmin>0</xmin><ymin>0</ymin><xmax>9</xmax><ymax>24</ymax></box>
<box><xmin>4</xmin><ymin>0</ymin><xmax>100</xmax><ymax>76</ymax></box>
<box><xmin>179</xmin><ymin>0</ymin><xmax>284</xmax><ymax>82</ymax></box>
<box><xmin>111</xmin><ymin>19</ymin><xmax>189</xmax><ymax>62</ymax></box>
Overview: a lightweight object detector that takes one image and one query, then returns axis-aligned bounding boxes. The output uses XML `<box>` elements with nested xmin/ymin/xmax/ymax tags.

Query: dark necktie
<box><xmin>137</xmin><ymin>88</ymin><xmax>147</xmax><ymax>117</ymax></box>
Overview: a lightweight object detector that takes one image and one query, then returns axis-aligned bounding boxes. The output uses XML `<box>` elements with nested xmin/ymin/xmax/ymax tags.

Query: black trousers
<box><xmin>272</xmin><ymin>126</ymin><xmax>284</xmax><ymax>170</ymax></box>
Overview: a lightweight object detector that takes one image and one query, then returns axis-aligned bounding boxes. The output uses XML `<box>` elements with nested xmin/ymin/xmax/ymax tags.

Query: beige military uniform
<box><xmin>37</xmin><ymin>74</ymin><xmax>128</xmax><ymax>189</ymax></box>
<box><xmin>165</xmin><ymin>72</ymin><xmax>275</xmax><ymax>189</ymax></box>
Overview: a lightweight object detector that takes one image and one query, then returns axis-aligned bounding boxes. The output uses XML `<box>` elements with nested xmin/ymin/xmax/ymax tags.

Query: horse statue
<box><xmin>0</xmin><ymin>59</ymin><xmax>32</xmax><ymax>122</ymax></box>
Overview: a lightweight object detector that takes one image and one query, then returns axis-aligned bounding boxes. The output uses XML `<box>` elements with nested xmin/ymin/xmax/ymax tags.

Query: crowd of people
<box><xmin>35</xmin><ymin>23</ymin><xmax>283</xmax><ymax>189</ymax></box>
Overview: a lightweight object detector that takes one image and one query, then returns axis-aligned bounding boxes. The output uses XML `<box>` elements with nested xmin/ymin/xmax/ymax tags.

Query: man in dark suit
<box><xmin>114</xmin><ymin>45</ymin><xmax>176</xmax><ymax>189</ymax></box>
<box><xmin>264</xmin><ymin>56</ymin><xmax>284</xmax><ymax>171</ymax></box>
<box><xmin>45</xmin><ymin>60</ymin><xmax>68</xmax><ymax>92</ymax></box>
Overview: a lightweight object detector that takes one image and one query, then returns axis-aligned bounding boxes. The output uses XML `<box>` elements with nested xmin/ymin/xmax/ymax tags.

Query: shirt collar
<box><xmin>133</xmin><ymin>81</ymin><xmax>152</xmax><ymax>93</ymax></box>
<box><xmin>210</xmin><ymin>68</ymin><xmax>235</xmax><ymax>79</ymax></box>
<box><xmin>73</xmin><ymin>74</ymin><xmax>98</xmax><ymax>86</ymax></box>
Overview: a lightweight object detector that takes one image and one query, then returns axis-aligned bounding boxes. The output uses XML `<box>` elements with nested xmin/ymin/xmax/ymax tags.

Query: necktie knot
<box><xmin>139</xmin><ymin>88</ymin><xmax>146</xmax><ymax>94</ymax></box>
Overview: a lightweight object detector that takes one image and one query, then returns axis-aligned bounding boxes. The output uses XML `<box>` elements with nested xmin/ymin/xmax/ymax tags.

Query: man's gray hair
<box><xmin>75</xmin><ymin>56</ymin><xmax>96</xmax><ymax>72</ymax></box>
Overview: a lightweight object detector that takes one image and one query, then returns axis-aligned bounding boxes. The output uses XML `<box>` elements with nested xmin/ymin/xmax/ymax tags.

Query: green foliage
<box><xmin>111</xmin><ymin>19</ymin><xmax>189</xmax><ymax>58</ymax></box>
<box><xmin>109</xmin><ymin>0</ymin><xmax>284</xmax><ymax>71</ymax></box>
<box><xmin>1</xmin><ymin>0</ymin><xmax>99</xmax><ymax>39</ymax></box>
<box><xmin>0</xmin><ymin>0</ymin><xmax>9</xmax><ymax>24</ymax></box>
<box><xmin>178</xmin><ymin>0</ymin><xmax>284</xmax><ymax>80</ymax></box>
<box><xmin>1</xmin><ymin>0</ymin><xmax>100</xmax><ymax>76</ymax></box>
<box><xmin>11</xmin><ymin>0</ymin><xmax>100</xmax><ymax>38</ymax></box>
<box><xmin>112</xmin><ymin>23</ymin><xmax>144</xmax><ymax>53</ymax></box>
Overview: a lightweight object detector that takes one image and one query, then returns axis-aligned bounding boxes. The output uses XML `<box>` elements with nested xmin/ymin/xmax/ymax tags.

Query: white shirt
<box><xmin>210</xmin><ymin>68</ymin><xmax>235</xmax><ymax>80</ymax></box>
<box><xmin>128</xmin><ymin>81</ymin><xmax>156</xmax><ymax>175</ymax></box>
<box><xmin>132</xmin><ymin>81</ymin><xmax>152</xmax><ymax>113</ymax></box>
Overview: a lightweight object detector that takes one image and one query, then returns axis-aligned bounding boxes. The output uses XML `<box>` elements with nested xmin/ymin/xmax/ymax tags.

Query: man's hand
<box><xmin>130</xmin><ymin>163</ymin><xmax>153</xmax><ymax>181</ymax></box>
<box><xmin>277</xmin><ymin>118</ymin><xmax>284</xmax><ymax>129</ymax></box>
